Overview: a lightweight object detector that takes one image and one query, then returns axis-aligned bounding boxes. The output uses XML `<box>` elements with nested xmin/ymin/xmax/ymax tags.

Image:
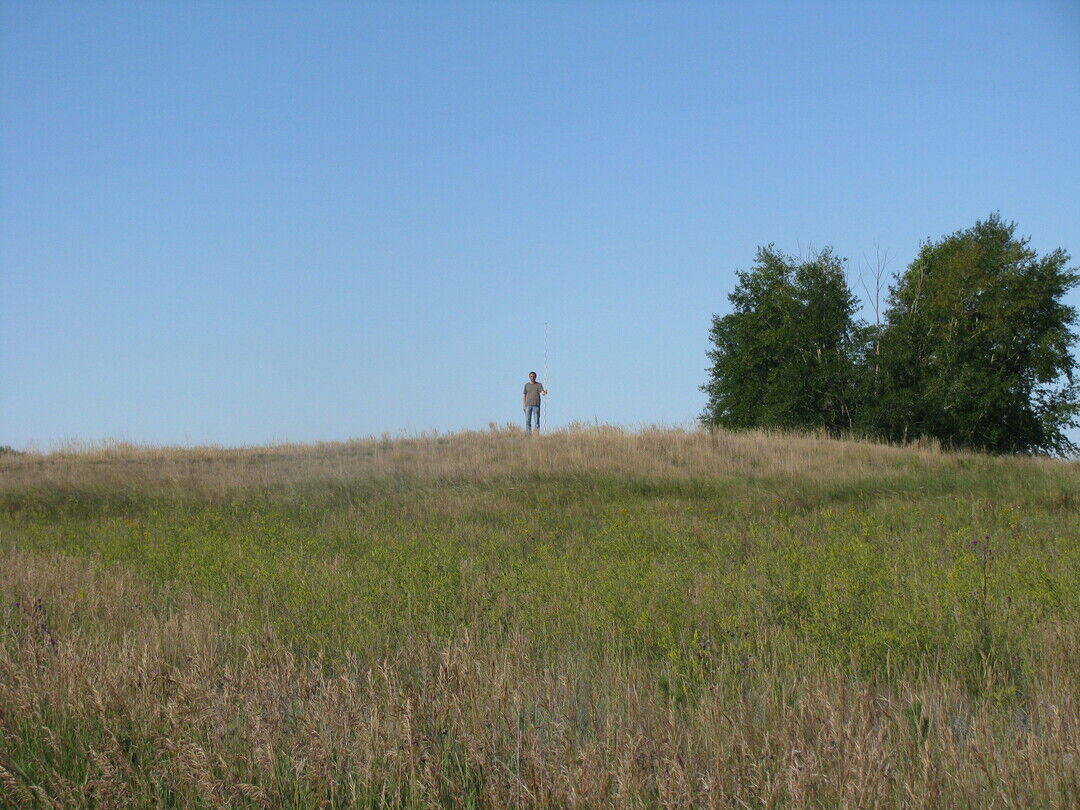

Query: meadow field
<box><xmin>1</xmin><ymin>427</ymin><xmax>1077</xmax><ymax>808</ymax></box>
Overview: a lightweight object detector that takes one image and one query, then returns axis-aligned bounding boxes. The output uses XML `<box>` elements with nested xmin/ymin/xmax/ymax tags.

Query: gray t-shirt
<box><xmin>523</xmin><ymin>381</ymin><xmax>544</xmax><ymax>407</ymax></box>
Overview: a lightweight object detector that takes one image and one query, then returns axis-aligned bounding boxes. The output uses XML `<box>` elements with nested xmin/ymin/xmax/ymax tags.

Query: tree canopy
<box><xmin>702</xmin><ymin>216</ymin><xmax>1079</xmax><ymax>455</ymax></box>
<box><xmin>701</xmin><ymin>246</ymin><xmax>861</xmax><ymax>434</ymax></box>
<box><xmin>874</xmin><ymin>215</ymin><xmax>1079</xmax><ymax>454</ymax></box>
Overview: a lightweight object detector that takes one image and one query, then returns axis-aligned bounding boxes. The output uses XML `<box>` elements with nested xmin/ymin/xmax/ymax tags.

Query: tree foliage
<box><xmin>701</xmin><ymin>246</ymin><xmax>861</xmax><ymax>434</ymax></box>
<box><xmin>702</xmin><ymin>216</ymin><xmax>1080</xmax><ymax>455</ymax></box>
<box><xmin>873</xmin><ymin>214</ymin><xmax>1079</xmax><ymax>455</ymax></box>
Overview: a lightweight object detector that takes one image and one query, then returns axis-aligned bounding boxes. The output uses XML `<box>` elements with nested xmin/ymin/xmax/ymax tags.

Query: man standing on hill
<box><xmin>523</xmin><ymin>371</ymin><xmax>547</xmax><ymax>434</ymax></box>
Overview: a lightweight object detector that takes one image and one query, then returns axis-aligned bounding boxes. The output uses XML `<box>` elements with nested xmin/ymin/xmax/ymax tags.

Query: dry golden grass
<box><xmin>1</xmin><ymin>427</ymin><xmax>1078</xmax><ymax>807</ymax></box>
<box><xmin>0</xmin><ymin>423</ymin><xmax>1055</xmax><ymax>493</ymax></box>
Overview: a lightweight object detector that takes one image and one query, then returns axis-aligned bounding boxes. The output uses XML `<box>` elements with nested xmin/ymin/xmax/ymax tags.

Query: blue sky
<box><xmin>3</xmin><ymin>1</ymin><xmax>1079</xmax><ymax>448</ymax></box>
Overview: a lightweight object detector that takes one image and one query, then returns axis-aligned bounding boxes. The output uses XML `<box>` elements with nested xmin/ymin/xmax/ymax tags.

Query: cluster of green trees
<box><xmin>701</xmin><ymin>215</ymin><xmax>1080</xmax><ymax>455</ymax></box>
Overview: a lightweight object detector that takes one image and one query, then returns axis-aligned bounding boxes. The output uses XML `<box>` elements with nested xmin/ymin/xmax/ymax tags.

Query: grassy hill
<box><xmin>2</xmin><ymin>427</ymin><xmax>1077</xmax><ymax>807</ymax></box>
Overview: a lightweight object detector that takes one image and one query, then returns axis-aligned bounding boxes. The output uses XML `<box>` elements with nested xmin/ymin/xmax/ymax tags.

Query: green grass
<box><xmin>1</xmin><ymin>428</ymin><xmax>1078</xmax><ymax>806</ymax></box>
<box><xmin>4</xmin><ymin>443</ymin><xmax>1076</xmax><ymax>680</ymax></box>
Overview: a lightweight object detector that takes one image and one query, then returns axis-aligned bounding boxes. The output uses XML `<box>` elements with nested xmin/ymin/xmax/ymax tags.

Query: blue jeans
<box><xmin>524</xmin><ymin>406</ymin><xmax>541</xmax><ymax>432</ymax></box>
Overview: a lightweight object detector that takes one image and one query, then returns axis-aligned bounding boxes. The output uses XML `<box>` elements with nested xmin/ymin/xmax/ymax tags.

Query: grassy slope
<box><xmin>1</xmin><ymin>428</ymin><xmax>1078</xmax><ymax>807</ymax></box>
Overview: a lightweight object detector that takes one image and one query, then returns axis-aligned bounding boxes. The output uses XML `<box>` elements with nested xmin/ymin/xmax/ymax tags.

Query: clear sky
<box><xmin>3</xmin><ymin>1</ymin><xmax>1079</xmax><ymax>448</ymax></box>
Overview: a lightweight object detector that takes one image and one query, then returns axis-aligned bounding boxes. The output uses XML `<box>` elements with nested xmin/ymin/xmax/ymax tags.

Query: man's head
<box><xmin>529</xmin><ymin>372</ymin><xmax>537</xmax><ymax>382</ymax></box>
